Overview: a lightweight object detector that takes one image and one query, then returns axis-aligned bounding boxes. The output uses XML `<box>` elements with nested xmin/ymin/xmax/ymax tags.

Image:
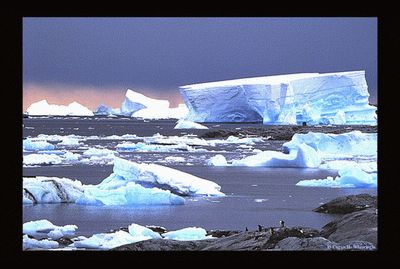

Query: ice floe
<box><xmin>116</xmin><ymin>142</ymin><xmax>194</xmax><ymax>152</ymax></box>
<box><xmin>23</xmin><ymin>219</ymin><xmax>77</xmax><ymax>239</ymax></box>
<box><xmin>23</xmin><ymin>139</ymin><xmax>55</xmax><ymax>151</ymax></box>
<box><xmin>206</xmin><ymin>154</ymin><xmax>228</xmax><ymax>166</ymax></box>
<box><xmin>231</xmin><ymin>143</ymin><xmax>321</xmax><ymax>168</ymax></box>
<box><xmin>296</xmin><ymin>167</ymin><xmax>377</xmax><ymax>188</ymax></box>
<box><xmin>23</xmin><ymin>235</ymin><xmax>59</xmax><ymax>250</ymax></box>
<box><xmin>23</xmin><ymin>154</ymin><xmax>63</xmax><ymax>166</ymax></box>
<box><xmin>162</xmin><ymin>227</ymin><xmax>212</xmax><ymax>241</ymax></box>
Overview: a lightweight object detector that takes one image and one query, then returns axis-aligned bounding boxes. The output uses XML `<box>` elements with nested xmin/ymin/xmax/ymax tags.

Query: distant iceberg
<box><xmin>180</xmin><ymin>71</ymin><xmax>377</xmax><ymax>125</ymax></box>
<box><xmin>174</xmin><ymin>119</ymin><xmax>208</xmax><ymax>129</ymax></box>
<box><xmin>120</xmin><ymin>89</ymin><xmax>170</xmax><ymax>116</ymax></box>
<box><xmin>26</xmin><ymin>100</ymin><xmax>94</xmax><ymax>116</ymax></box>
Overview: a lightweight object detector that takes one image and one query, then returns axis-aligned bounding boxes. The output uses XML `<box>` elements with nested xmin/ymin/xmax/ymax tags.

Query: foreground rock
<box><xmin>274</xmin><ymin>237</ymin><xmax>375</xmax><ymax>251</ymax></box>
<box><xmin>113</xmin><ymin>239</ymin><xmax>215</xmax><ymax>251</ymax></box>
<box><xmin>314</xmin><ymin>194</ymin><xmax>377</xmax><ymax>214</ymax></box>
<box><xmin>320</xmin><ymin>208</ymin><xmax>377</xmax><ymax>246</ymax></box>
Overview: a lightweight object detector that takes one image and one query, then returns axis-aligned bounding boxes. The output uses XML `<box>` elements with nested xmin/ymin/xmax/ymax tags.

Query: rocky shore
<box><xmin>112</xmin><ymin>194</ymin><xmax>377</xmax><ymax>251</ymax></box>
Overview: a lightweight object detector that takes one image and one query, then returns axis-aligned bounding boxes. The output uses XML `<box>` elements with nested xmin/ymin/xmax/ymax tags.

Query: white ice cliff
<box><xmin>120</xmin><ymin>89</ymin><xmax>170</xmax><ymax>116</ymax></box>
<box><xmin>179</xmin><ymin>71</ymin><xmax>376</xmax><ymax>125</ymax></box>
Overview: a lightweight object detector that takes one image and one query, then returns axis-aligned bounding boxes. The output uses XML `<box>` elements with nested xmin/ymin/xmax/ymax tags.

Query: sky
<box><xmin>23</xmin><ymin>17</ymin><xmax>377</xmax><ymax>111</ymax></box>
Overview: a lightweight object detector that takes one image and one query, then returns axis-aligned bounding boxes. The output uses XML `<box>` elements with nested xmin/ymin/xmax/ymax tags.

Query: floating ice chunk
<box><xmin>162</xmin><ymin>227</ymin><xmax>211</xmax><ymax>241</ymax></box>
<box><xmin>72</xmin><ymin>231</ymin><xmax>138</xmax><ymax>250</ymax></box>
<box><xmin>231</xmin><ymin>143</ymin><xmax>321</xmax><ymax>168</ymax></box>
<box><xmin>83</xmin><ymin>147</ymin><xmax>115</xmax><ymax>157</ymax></box>
<box><xmin>320</xmin><ymin>160</ymin><xmax>377</xmax><ymax>173</ymax></box>
<box><xmin>23</xmin><ymin>154</ymin><xmax>63</xmax><ymax>166</ymax></box>
<box><xmin>76</xmin><ymin>181</ymin><xmax>185</xmax><ymax>206</ymax></box>
<box><xmin>23</xmin><ymin>139</ymin><xmax>55</xmax><ymax>151</ymax></box>
<box><xmin>57</xmin><ymin>137</ymin><xmax>82</xmax><ymax>146</ymax></box>
<box><xmin>23</xmin><ymin>235</ymin><xmax>59</xmax><ymax>250</ymax></box>
<box><xmin>144</xmin><ymin>135</ymin><xmax>210</xmax><ymax>147</ymax></box>
<box><xmin>206</xmin><ymin>155</ymin><xmax>228</xmax><ymax>166</ymax></box>
<box><xmin>282</xmin><ymin>131</ymin><xmax>377</xmax><ymax>157</ymax></box>
<box><xmin>23</xmin><ymin>177</ymin><xmax>85</xmax><ymax>204</ymax></box>
<box><xmin>165</xmin><ymin>156</ymin><xmax>186</xmax><ymax>163</ymax></box>
<box><xmin>296</xmin><ymin>167</ymin><xmax>377</xmax><ymax>188</ymax></box>
<box><xmin>23</xmin><ymin>219</ymin><xmax>77</xmax><ymax>239</ymax></box>
<box><xmin>212</xmin><ymin>136</ymin><xmax>264</xmax><ymax>145</ymax></box>
<box><xmin>132</xmin><ymin>105</ymin><xmax>188</xmax><ymax>119</ymax></box>
<box><xmin>128</xmin><ymin>223</ymin><xmax>162</xmax><ymax>239</ymax></box>
<box><xmin>174</xmin><ymin>119</ymin><xmax>208</xmax><ymax>129</ymax></box>
<box><xmin>109</xmin><ymin>157</ymin><xmax>224</xmax><ymax>196</ymax></box>
<box><xmin>26</xmin><ymin>100</ymin><xmax>94</xmax><ymax>116</ymax></box>
<box><xmin>63</xmin><ymin>151</ymin><xmax>81</xmax><ymax>162</ymax></box>
<box><xmin>116</xmin><ymin>142</ymin><xmax>193</xmax><ymax>152</ymax></box>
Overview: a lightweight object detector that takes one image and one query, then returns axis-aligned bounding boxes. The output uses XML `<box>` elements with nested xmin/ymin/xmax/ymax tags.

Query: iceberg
<box><xmin>231</xmin><ymin>143</ymin><xmax>321</xmax><ymax>168</ymax></box>
<box><xmin>23</xmin><ymin>139</ymin><xmax>55</xmax><ymax>151</ymax></box>
<box><xmin>207</xmin><ymin>154</ymin><xmax>228</xmax><ymax>166</ymax></box>
<box><xmin>76</xmin><ymin>182</ymin><xmax>185</xmax><ymax>206</ymax></box>
<box><xmin>282</xmin><ymin>131</ymin><xmax>377</xmax><ymax>157</ymax></box>
<box><xmin>320</xmin><ymin>160</ymin><xmax>377</xmax><ymax>173</ymax></box>
<box><xmin>174</xmin><ymin>119</ymin><xmax>209</xmax><ymax>129</ymax></box>
<box><xmin>23</xmin><ymin>219</ymin><xmax>77</xmax><ymax>239</ymax></box>
<box><xmin>105</xmin><ymin>157</ymin><xmax>224</xmax><ymax>197</ymax></box>
<box><xmin>296</xmin><ymin>167</ymin><xmax>377</xmax><ymax>188</ymax></box>
<box><xmin>162</xmin><ymin>227</ymin><xmax>211</xmax><ymax>241</ymax></box>
<box><xmin>23</xmin><ymin>177</ymin><xmax>85</xmax><ymax>204</ymax></box>
<box><xmin>82</xmin><ymin>147</ymin><xmax>115</xmax><ymax>157</ymax></box>
<box><xmin>93</xmin><ymin>104</ymin><xmax>122</xmax><ymax>116</ymax></box>
<box><xmin>179</xmin><ymin>71</ymin><xmax>377</xmax><ymax>125</ymax></box>
<box><xmin>23</xmin><ymin>235</ymin><xmax>59</xmax><ymax>250</ymax></box>
<box><xmin>57</xmin><ymin>137</ymin><xmax>82</xmax><ymax>147</ymax></box>
<box><xmin>131</xmin><ymin>104</ymin><xmax>188</xmax><ymax>119</ymax></box>
<box><xmin>26</xmin><ymin>100</ymin><xmax>94</xmax><ymax>116</ymax></box>
<box><xmin>120</xmin><ymin>89</ymin><xmax>170</xmax><ymax>116</ymax></box>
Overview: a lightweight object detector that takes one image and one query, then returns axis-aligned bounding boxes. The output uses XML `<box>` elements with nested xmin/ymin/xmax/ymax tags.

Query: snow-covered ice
<box><xmin>180</xmin><ymin>71</ymin><xmax>376</xmax><ymax>125</ymax></box>
<box><xmin>231</xmin><ymin>143</ymin><xmax>321</xmax><ymax>168</ymax></box>
<box><xmin>83</xmin><ymin>147</ymin><xmax>115</xmax><ymax>157</ymax></box>
<box><xmin>162</xmin><ymin>227</ymin><xmax>212</xmax><ymax>241</ymax></box>
<box><xmin>26</xmin><ymin>100</ymin><xmax>94</xmax><ymax>116</ymax></box>
<box><xmin>174</xmin><ymin>119</ymin><xmax>208</xmax><ymax>129</ymax></box>
<box><xmin>296</xmin><ymin>167</ymin><xmax>377</xmax><ymax>188</ymax></box>
<box><xmin>23</xmin><ymin>139</ymin><xmax>55</xmax><ymax>151</ymax></box>
<box><xmin>320</xmin><ymin>160</ymin><xmax>377</xmax><ymax>173</ymax></box>
<box><xmin>23</xmin><ymin>177</ymin><xmax>85</xmax><ymax>204</ymax></box>
<box><xmin>23</xmin><ymin>219</ymin><xmax>77</xmax><ymax>239</ymax></box>
<box><xmin>131</xmin><ymin>104</ymin><xmax>188</xmax><ymax>119</ymax></box>
<box><xmin>57</xmin><ymin>137</ymin><xmax>82</xmax><ymax>147</ymax></box>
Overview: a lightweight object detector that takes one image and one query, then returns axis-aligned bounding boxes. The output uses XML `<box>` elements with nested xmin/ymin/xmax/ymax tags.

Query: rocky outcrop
<box><xmin>314</xmin><ymin>194</ymin><xmax>377</xmax><ymax>214</ymax></box>
<box><xmin>320</xmin><ymin>208</ymin><xmax>377</xmax><ymax>246</ymax></box>
<box><xmin>112</xmin><ymin>239</ymin><xmax>215</xmax><ymax>251</ymax></box>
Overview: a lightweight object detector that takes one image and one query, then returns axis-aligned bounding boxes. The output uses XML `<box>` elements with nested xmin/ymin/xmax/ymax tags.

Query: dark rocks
<box><xmin>146</xmin><ymin>225</ymin><xmax>167</xmax><ymax>234</ymax></box>
<box><xmin>206</xmin><ymin>230</ymin><xmax>241</xmax><ymax>238</ymax></box>
<box><xmin>112</xmin><ymin>239</ymin><xmax>216</xmax><ymax>251</ymax></box>
<box><xmin>199</xmin><ymin>125</ymin><xmax>377</xmax><ymax>140</ymax></box>
<box><xmin>56</xmin><ymin>237</ymin><xmax>74</xmax><ymax>246</ymax></box>
<box><xmin>314</xmin><ymin>194</ymin><xmax>377</xmax><ymax>214</ymax></box>
<box><xmin>202</xmin><ymin>231</ymin><xmax>272</xmax><ymax>251</ymax></box>
<box><xmin>320</xmin><ymin>208</ymin><xmax>377</xmax><ymax>246</ymax></box>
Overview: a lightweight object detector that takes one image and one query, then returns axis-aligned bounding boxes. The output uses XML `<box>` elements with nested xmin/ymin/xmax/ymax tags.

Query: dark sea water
<box><xmin>23</xmin><ymin>117</ymin><xmax>377</xmax><ymax>237</ymax></box>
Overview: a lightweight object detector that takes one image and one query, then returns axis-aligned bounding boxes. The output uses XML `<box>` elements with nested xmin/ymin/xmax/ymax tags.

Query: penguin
<box><xmin>280</xmin><ymin>220</ymin><xmax>285</xmax><ymax>228</ymax></box>
<box><xmin>258</xmin><ymin>225</ymin><xmax>262</xmax><ymax>232</ymax></box>
<box><xmin>269</xmin><ymin>227</ymin><xmax>274</xmax><ymax>235</ymax></box>
<box><xmin>245</xmin><ymin>227</ymin><xmax>248</xmax><ymax>232</ymax></box>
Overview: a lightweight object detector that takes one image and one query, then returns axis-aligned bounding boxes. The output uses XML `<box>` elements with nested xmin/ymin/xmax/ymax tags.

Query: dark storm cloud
<box><xmin>23</xmin><ymin>17</ymin><xmax>377</xmax><ymax>102</ymax></box>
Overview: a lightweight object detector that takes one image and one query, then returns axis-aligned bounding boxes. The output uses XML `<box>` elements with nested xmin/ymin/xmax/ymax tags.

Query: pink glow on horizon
<box><xmin>23</xmin><ymin>83</ymin><xmax>184</xmax><ymax>112</ymax></box>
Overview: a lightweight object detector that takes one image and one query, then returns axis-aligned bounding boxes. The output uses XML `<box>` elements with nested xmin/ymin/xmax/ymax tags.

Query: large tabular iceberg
<box><xmin>26</xmin><ymin>100</ymin><xmax>94</xmax><ymax>116</ymax></box>
<box><xmin>180</xmin><ymin>71</ymin><xmax>376</xmax><ymax>125</ymax></box>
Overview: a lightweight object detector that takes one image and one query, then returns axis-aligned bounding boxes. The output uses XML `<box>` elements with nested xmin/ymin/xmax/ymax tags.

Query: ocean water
<box><xmin>22</xmin><ymin>117</ymin><xmax>377</xmax><ymax>237</ymax></box>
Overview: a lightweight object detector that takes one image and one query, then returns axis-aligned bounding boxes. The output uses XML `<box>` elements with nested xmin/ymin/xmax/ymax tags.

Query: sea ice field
<box><xmin>23</xmin><ymin>117</ymin><xmax>377</xmax><ymax>243</ymax></box>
